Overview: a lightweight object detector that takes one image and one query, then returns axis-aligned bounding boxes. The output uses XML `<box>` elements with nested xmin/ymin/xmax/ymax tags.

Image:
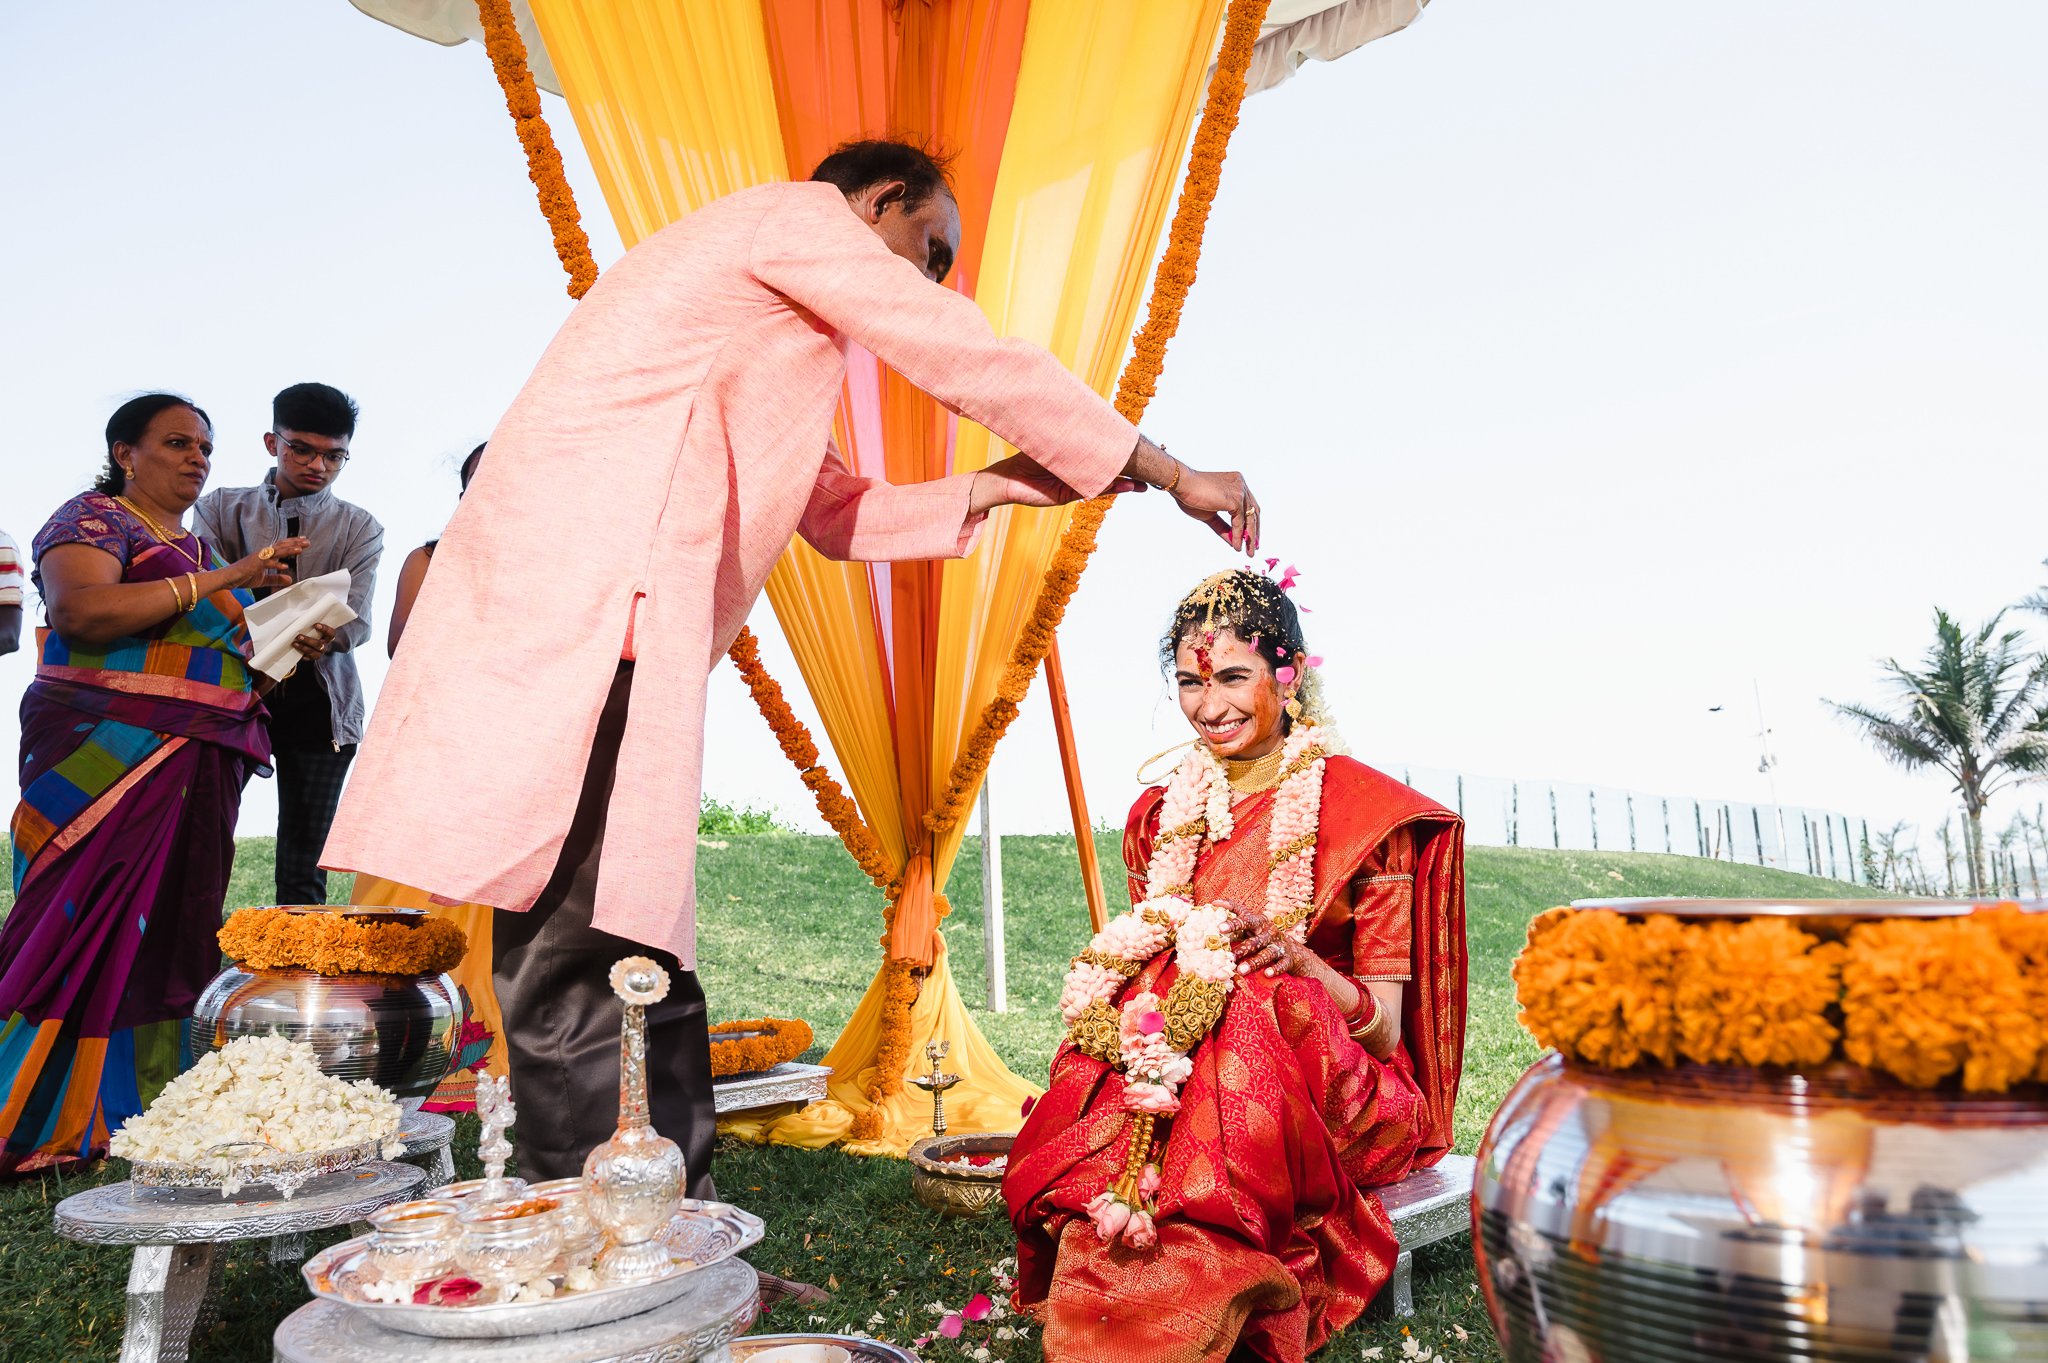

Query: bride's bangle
<box><xmin>1341</xmin><ymin>981</ymin><xmax>1375</xmax><ymax>1034</ymax></box>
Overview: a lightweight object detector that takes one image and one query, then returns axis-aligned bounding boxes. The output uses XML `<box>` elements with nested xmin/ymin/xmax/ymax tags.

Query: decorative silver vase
<box><xmin>1476</xmin><ymin>1052</ymin><xmax>2048</xmax><ymax>1362</ymax></box>
<box><xmin>583</xmin><ymin>956</ymin><xmax>685</xmax><ymax>1283</ymax></box>
<box><xmin>189</xmin><ymin>964</ymin><xmax>459</xmax><ymax>1116</ymax></box>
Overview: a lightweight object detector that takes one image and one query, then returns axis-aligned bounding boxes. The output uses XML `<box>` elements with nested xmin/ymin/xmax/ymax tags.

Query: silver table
<box><xmin>273</xmin><ymin>1255</ymin><xmax>760</xmax><ymax>1362</ymax></box>
<box><xmin>400</xmin><ymin>1109</ymin><xmax>460</xmax><ymax>1188</ymax></box>
<box><xmin>712</xmin><ymin>1062</ymin><xmax>830</xmax><ymax>1116</ymax></box>
<box><xmin>1378</xmin><ymin>1152</ymin><xmax>1476</xmax><ymax>1317</ymax></box>
<box><xmin>266</xmin><ymin>1112</ymin><xmax>459</xmax><ymax>1263</ymax></box>
<box><xmin>53</xmin><ymin>1161</ymin><xmax>426</xmax><ymax>1363</ymax></box>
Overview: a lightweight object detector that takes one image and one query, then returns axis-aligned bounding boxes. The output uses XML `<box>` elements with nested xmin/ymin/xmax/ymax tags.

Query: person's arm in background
<box><xmin>0</xmin><ymin>530</ymin><xmax>23</xmax><ymax>655</ymax></box>
<box><xmin>187</xmin><ymin>491</ymin><xmax>242</xmax><ymax>566</ymax></box>
<box><xmin>750</xmin><ymin>190</ymin><xmax>1261</xmax><ymax>553</ymax></box>
<box><xmin>328</xmin><ymin>513</ymin><xmax>384</xmax><ymax>654</ymax></box>
<box><xmin>385</xmin><ymin>545</ymin><xmax>431</xmax><ymax>657</ymax></box>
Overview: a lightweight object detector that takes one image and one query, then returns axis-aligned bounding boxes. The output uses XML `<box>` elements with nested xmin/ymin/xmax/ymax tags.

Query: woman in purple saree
<box><xmin>0</xmin><ymin>394</ymin><xmax>320</xmax><ymax>1175</ymax></box>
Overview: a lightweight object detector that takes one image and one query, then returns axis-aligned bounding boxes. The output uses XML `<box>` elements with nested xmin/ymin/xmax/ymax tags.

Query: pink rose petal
<box><xmin>939</xmin><ymin>1313</ymin><xmax>964</xmax><ymax>1339</ymax></box>
<box><xmin>1138</xmin><ymin>1010</ymin><xmax>1165</xmax><ymax>1035</ymax></box>
<box><xmin>1275</xmin><ymin>666</ymin><xmax>1297</xmax><ymax>686</ymax></box>
<box><xmin>1020</xmin><ymin>1094</ymin><xmax>1036</xmax><ymax>1118</ymax></box>
<box><xmin>965</xmin><ymin>1293</ymin><xmax>994</xmax><ymax>1322</ymax></box>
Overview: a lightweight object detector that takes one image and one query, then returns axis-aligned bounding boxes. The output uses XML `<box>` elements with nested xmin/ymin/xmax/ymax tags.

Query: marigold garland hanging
<box><xmin>473</xmin><ymin>0</ymin><xmax>598</xmax><ymax>300</ymax></box>
<box><xmin>921</xmin><ymin>0</ymin><xmax>1273</xmax><ymax>845</ymax></box>
<box><xmin>1513</xmin><ymin>905</ymin><xmax>2048</xmax><ymax>1091</ymax></box>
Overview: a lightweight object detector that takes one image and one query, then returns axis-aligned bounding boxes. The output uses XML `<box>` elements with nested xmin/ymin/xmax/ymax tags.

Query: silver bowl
<box><xmin>190</xmin><ymin>963</ymin><xmax>460</xmax><ymax>1116</ymax></box>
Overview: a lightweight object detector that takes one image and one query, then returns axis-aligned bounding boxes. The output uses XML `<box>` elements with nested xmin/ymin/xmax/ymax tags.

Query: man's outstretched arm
<box><xmin>750</xmin><ymin>188</ymin><xmax>1261</xmax><ymax>553</ymax></box>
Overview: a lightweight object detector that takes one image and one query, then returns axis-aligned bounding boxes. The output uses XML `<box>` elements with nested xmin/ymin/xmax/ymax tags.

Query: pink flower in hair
<box><xmin>1275</xmin><ymin>665</ymin><xmax>1297</xmax><ymax>686</ymax></box>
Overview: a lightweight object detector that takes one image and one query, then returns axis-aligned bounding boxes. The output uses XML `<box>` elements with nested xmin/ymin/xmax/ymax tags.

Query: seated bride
<box><xmin>1003</xmin><ymin>567</ymin><xmax>1467</xmax><ymax>1363</ymax></box>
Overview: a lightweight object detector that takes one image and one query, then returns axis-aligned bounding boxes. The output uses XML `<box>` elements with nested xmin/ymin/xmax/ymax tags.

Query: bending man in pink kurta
<box><xmin>321</xmin><ymin>142</ymin><xmax>1261</xmax><ymax>1185</ymax></box>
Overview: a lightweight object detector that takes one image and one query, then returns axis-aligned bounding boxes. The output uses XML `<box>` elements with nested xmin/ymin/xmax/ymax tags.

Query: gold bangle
<box><xmin>1160</xmin><ymin>452</ymin><xmax>1184</xmax><ymax>494</ymax></box>
<box><xmin>165</xmin><ymin>578</ymin><xmax>184</xmax><ymax>613</ymax></box>
<box><xmin>186</xmin><ymin>572</ymin><xmax>200</xmax><ymax>607</ymax></box>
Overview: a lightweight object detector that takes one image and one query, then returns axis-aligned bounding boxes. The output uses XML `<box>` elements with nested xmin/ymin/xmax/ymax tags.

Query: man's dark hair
<box><xmin>97</xmin><ymin>393</ymin><xmax>212</xmax><ymax>495</ymax></box>
<box><xmin>809</xmin><ymin>139</ymin><xmax>955</xmax><ymax>212</ymax></box>
<box><xmin>273</xmin><ymin>382</ymin><xmax>359</xmax><ymax>439</ymax></box>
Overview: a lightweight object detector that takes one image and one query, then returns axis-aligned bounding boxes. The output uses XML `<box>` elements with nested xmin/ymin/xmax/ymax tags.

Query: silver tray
<box><xmin>732</xmin><ymin>1335</ymin><xmax>920</xmax><ymax>1362</ymax></box>
<box><xmin>302</xmin><ymin>1198</ymin><xmax>765</xmax><ymax>1339</ymax></box>
<box><xmin>126</xmin><ymin>1134</ymin><xmax>392</xmax><ymax>1199</ymax></box>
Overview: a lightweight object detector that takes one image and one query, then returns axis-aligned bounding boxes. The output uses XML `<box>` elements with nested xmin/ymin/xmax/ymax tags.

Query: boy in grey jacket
<box><xmin>193</xmin><ymin>382</ymin><xmax>383</xmax><ymax>904</ymax></box>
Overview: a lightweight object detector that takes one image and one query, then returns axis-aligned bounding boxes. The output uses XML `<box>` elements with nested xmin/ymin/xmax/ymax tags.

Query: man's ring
<box><xmin>259</xmin><ymin>546</ymin><xmax>276</xmax><ymax>561</ymax></box>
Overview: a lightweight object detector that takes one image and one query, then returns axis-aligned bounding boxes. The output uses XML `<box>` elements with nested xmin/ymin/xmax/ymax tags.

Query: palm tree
<box><xmin>2024</xmin><ymin>559</ymin><xmax>2048</xmax><ymax>619</ymax></box>
<box><xmin>1827</xmin><ymin>610</ymin><xmax>2048</xmax><ymax>894</ymax></box>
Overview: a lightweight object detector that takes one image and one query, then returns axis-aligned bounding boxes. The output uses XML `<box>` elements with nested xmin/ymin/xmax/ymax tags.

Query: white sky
<box><xmin>3</xmin><ymin>2</ymin><xmax>2045</xmax><ymax>882</ymax></box>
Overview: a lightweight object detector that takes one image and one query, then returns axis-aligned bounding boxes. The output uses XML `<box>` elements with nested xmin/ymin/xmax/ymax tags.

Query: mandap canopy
<box><xmin>346</xmin><ymin>0</ymin><xmax>1427</xmax><ymax>1153</ymax></box>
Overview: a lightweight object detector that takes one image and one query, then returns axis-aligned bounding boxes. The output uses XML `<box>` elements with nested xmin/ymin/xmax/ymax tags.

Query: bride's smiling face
<box><xmin>1174</xmin><ymin>628</ymin><xmax>1289</xmax><ymax>760</ymax></box>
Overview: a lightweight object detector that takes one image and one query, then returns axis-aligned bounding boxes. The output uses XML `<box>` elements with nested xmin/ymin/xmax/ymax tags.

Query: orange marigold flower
<box><xmin>1982</xmin><ymin>908</ymin><xmax>2048</xmax><ymax>1082</ymax></box>
<box><xmin>707</xmin><ymin>1017</ymin><xmax>814</xmax><ymax>1079</ymax></box>
<box><xmin>1674</xmin><ymin>918</ymin><xmax>1844</xmax><ymax>1068</ymax></box>
<box><xmin>1841</xmin><ymin>918</ymin><xmax>2041</xmax><ymax>1090</ymax></box>
<box><xmin>218</xmin><ymin>908</ymin><xmax>467</xmax><ymax>977</ymax></box>
<box><xmin>1514</xmin><ymin>909</ymin><xmax>1687</xmax><ymax>1068</ymax></box>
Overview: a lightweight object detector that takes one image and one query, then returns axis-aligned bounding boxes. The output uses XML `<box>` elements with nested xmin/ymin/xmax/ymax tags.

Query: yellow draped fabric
<box><xmin>525</xmin><ymin>0</ymin><xmax>1226</xmax><ymax>1153</ymax></box>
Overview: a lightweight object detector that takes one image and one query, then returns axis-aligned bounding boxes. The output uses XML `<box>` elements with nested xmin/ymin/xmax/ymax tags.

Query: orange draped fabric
<box><xmin>1004</xmin><ymin>760</ymin><xmax>1466</xmax><ymax>1361</ymax></box>
<box><xmin>524</xmin><ymin>0</ymin><xmax>1229</xmax><ymax>1151</ymax></box>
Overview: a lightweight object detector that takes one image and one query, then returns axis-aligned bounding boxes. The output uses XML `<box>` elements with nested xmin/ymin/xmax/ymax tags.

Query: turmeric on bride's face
<box><xmin>1174</xmin><ymin>629</ymin><xmax>1289</xmax><ymax>761</ymax></box>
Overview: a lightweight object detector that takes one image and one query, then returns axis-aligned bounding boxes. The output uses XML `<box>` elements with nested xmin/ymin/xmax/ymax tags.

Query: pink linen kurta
<box><xmin>322</xmin><ymin>182</ymin><xmax>1136</xmax><ymax>966</ymax></box>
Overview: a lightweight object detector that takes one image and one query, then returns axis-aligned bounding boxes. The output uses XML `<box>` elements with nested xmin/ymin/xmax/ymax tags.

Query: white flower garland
<box><xmin>1057</xmin><ymin>724</ymin><xmax>1329</xmax><ymax>1248</ymax></box>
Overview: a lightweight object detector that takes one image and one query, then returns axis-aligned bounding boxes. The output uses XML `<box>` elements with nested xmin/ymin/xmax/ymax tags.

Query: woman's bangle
<box><xmin>186</xmin><ymin>572</ymin><xmax>201</xmax><ymax>608</ymax></box>
<box><xmin>165</xmin><ymin>578</ymin><xmax>184</xmax><ymax>613</ymax></box>
<box><xmin>1341</xmin><ymin>980</ymin><xmax>1375</xmax><ymax>1034</ymax></box>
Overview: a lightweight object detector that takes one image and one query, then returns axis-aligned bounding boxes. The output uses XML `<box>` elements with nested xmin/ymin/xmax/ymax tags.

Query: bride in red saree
<box><xmin>1004</xmin><ymin>568</ymin><xmax>1467</xmax><ymax>1362</ymax></box>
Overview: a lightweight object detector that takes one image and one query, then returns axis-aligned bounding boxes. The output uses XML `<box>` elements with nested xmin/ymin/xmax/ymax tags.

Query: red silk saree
<box><xmin>1004</xmin><ymin>757</ymin><xmax>1466</xmax><ymax>1362</ymax></box>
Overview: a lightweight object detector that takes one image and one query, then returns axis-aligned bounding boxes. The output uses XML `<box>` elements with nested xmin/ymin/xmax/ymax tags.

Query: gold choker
<box><xmin>1220</xmin><ymin>747</ymin><xmax>1286</xmax><ymax>795</ymax></box>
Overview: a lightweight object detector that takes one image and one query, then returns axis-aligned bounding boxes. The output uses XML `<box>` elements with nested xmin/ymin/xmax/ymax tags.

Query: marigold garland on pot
<box><xmin>219</xmin><ymin>908</ymin><xmax>467</xmax><ymax>977</ymax></box>
<box><xmin>1059</xmin><ymin>723</ymin><xmax>1328</xmax><ymax>1249</ymax></box>
<box><xmin>1514</xmin><ymin>906</ymin><xmax>2048</xmax><ymax>1091</ymax></box>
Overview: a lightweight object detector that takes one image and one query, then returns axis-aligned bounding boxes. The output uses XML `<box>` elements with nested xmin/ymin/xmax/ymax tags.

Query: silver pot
<box><xmin>190</xmin><ymin>965</ymin><xmax>460</xmax><ymax>1116</ymax></box>
<box><xmin>1475</xmin><ymin>1053</ymin><xmax>2048</xmax><ymax>1362</ymax></box>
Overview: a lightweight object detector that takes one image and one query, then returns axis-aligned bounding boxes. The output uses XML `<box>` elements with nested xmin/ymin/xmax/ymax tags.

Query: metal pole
<box><xmin>1627</xmin><ymin>794</ymin><xmax>1638</xmax><ymax>852</ymax></box>
<box><xmin>1550</xmin><ymin>787</ymin><xmax>1560</xmax><ymax>849</ymax></box>
<box><xmin>979</xmin><ymin>780</ymin><xmax>1006</xmax><ymax>1013</ymax></box>
<box><xmin>1589</xmin><ymin>790</ymin><xmax>1599</xmax><ymax>850</ymax></box>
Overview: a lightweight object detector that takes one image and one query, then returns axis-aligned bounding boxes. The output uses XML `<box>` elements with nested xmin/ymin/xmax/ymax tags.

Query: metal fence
<box><xmin>1388</xmin><ymin>764</ymin><xmax>1877</xmax><ymax>884</ymax></box>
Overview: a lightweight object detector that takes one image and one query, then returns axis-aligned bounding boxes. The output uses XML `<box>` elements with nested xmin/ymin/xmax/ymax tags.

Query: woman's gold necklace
<box><xmin>1221</xmin><ymin>746</ymin><xmax>1287</xmax><ymax>795</ymax></box>
<box><xmin>115</xmin><ymin>495</ymin><xmax>204</xmax><ymax>570</ymax></box>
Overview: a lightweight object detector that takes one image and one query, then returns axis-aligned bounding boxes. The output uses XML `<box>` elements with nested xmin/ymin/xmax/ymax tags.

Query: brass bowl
<box><xmin>908</xmin><ymin>1132</ymin><xmax>1010</xmax><ymax>1217</ymax></box>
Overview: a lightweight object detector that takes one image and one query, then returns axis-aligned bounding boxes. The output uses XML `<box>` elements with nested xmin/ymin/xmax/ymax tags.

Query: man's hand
<box><xmin>968</xmin><ymin>454</ymin><xmax>1142</xmax><ymax>515</ymax></box>
<box><xmin>1171</xmin><ymin>468</ymin><xmax>1261</xmax><ymax>555</ymax></box>
<box><xmin>1121</xmin><ymin>436</ymin><xmax>1261</xmax><ymax>554</ymax></box>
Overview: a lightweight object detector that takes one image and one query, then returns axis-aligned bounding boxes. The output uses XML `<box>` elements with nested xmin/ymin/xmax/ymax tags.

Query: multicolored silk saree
<box><xmin>1004</xmin><ymin>757</ymin><xmax>1467</xmax><ymax>1363</ymax></box>
<box><xmin>0</xmin><ymin>499</ymin><xmax>267</xmax><ymax>1174</ymax></box>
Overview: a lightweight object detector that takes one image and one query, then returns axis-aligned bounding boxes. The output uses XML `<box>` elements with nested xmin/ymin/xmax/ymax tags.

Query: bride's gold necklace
<box><xmin>116</xmin><ymin>496</ymin><xmax>203</xmax><ymax>570</ymax></box>
<box><xmin>1220</xmin><ymin>746</ymin><xmax>1287</xmax><ymax>795</ymax></box>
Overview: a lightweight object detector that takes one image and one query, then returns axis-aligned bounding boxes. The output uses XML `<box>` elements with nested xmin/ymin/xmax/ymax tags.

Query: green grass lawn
<box><xmin>0</xmin><ymin>835</ymin><xmax>1870</xmax><ymax>1361</ymax></box>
